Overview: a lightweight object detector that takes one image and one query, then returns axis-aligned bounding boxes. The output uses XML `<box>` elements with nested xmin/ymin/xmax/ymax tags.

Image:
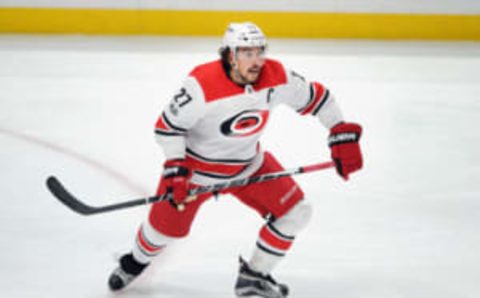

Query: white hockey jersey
<box><xmin>155</xmin><ymin>59</ymin><xmax>343</xmax><ymax>185</ymax></box>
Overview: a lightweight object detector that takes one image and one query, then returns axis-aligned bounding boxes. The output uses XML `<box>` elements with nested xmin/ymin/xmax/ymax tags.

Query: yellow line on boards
<box><xmin>0</xmin><ymin>8</ymin><xmax>479</xmax><ymax>40</ymax></box>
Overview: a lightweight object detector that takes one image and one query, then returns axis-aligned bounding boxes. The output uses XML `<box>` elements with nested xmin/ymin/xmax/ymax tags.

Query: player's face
<box><xmin>231</xmin><ymin>46</ymin><xmax>266</xmax><ymax>85</ymax></box>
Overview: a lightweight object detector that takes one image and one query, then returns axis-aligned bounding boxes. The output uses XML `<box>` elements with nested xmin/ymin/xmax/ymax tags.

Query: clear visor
<box><xmin>234</xmin><ymin>46</ymin><xmax>267</xmax><ymax>61</ymax></box>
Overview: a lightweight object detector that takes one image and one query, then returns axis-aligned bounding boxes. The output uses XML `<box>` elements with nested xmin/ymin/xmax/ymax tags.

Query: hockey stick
<box><xmin>46</xmin><ymin>161</ymin><xmax>334</xmax><ymax>216</ymax></box>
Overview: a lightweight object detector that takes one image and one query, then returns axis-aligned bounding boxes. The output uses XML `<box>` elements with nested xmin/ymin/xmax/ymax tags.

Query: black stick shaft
<box><xmin>46</xmin><ymin>161</ymin><xmax>334</xmax><ymax>215</ymax></box>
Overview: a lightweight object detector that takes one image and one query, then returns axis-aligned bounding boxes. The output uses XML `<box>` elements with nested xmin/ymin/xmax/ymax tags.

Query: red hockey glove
<box><xmin>160</xmin><ymin>159</ymin><xmax>191</xmax><ymax>208</ymax></box>
<box><xmin>328</xmin><ymin>122</ymin><xmax>363</xmax><ymax>180</ymax></box>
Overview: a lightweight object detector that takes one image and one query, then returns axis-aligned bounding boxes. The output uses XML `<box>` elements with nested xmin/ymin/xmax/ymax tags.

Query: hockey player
<box><xmin>108</xmin><ymin>22</ymin><xmax>363</xmax><ymax>298</ymax></box>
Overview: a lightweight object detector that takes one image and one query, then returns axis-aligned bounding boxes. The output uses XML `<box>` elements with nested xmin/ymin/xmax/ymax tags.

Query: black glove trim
<box><xmin>163</xmin><ymin>166</ymin><xmax>189</xmax><ymax>178</ymax></box>
<box><xmin>328</xmin><ymin>132</ymin><xmax>360</xmax><ymax>147</ymax></box>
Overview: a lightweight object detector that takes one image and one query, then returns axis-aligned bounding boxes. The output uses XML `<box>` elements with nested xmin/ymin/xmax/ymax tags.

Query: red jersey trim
<box><xmin>185</xmin><ymin>154</ymin><xmax>248</xmax><ymax>176</ymax></box>
<box><xmin>300</xmin><ymin>82</ymin><xmax>327</xmax><ymax>115</ymax></box>
<box><xmin>154</xmin><ymin>113</ymin><xmax>187</xmax><ymax>136</ymax></box>
<box><xmin>253</xmin><ymin>59</ymin><xmax>287</xmax><ymax>91</ymax></box>
<box><xmin>184</xmin><ymin>144</ymin><xmax>261</xmax><ymax>177</ymax></box>
<box><xmin>189</xmin><ymin>59</ymin><xmax>287</xmax><ymax>103</ymax></box>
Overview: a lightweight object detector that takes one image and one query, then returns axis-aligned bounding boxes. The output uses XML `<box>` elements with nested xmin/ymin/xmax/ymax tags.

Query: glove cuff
<box><xmin>328</xmin><ymin>122</ymin><xmax>362</xmax><ymax>147</ymax></box>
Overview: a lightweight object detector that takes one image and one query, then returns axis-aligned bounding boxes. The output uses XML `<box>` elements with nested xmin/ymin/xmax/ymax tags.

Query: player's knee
<box><xmin>132</xmin><ymin>220</ymin><xmax>178</xmax><ymax>264</ymax></box>
<box><xmin>271</xmin><ymin>200</ymin><xmax>313</xmax><ymax>236</ymax></box>
<box><xmin>143</xmin><ymin>220</ymin><xmax>178</xmax><ymax>245</ymax></box>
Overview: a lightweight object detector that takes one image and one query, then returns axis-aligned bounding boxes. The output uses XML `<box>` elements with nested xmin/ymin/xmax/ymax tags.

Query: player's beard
<box><xmin>231</xmin><ymin>61</ymin><xmax>263</xmax><ymax>85</ymax></box>
<box><xmin>241</xmin><ymin>67</ymin><xmax>262</xmax><ymax>84</ymax></box>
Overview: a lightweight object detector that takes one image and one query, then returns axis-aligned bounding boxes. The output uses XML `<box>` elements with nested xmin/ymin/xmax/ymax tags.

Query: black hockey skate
<box><xmin>235</xmin><ymin>257</ymin><xmax>289</xmax><ymax>298</ymax></box>
<box><xmin>108</xmin><ymin>253</ymin><xmax>148</xmax><ymax>291</ymax></box>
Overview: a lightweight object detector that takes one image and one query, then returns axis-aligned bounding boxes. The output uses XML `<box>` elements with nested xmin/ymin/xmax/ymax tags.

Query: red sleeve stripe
<box><xmin>312</xmin><ymin>89</ymin><xmax>330</xmax><ymax>116</ymax></box>
<box><xmin>162</xmin><ymin>112</ymin><xmax>188</xmax><ymax>132</ymax></box>
<box><xmin>296</xmin><ymin>84</ymin><xmax>315</xmax><ymax>114</ymax></box>
<box><xmin>300</xmin><ymin>82</ymin><xmax>328</xmax><ymax>116</ymax></box>
<box><xmin>154</xmin><ymin>113</ymin><xmax>186</xmax><ymax>136</ymax></box>
<box><xmin>155</xmin><ymin>116</ymin><xmax>170</xmax><ymax>130</ymax></box>
<box><xmin>135</xmin><ymin>226</ymin><xmax>165</xmax><ymax>256</ymax></box>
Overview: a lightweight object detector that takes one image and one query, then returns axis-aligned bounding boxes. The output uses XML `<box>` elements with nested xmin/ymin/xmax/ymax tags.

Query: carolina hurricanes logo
<box><xmin>221</xmin><ymin>110</ymin><xmax>269</xmax><ymax>137</ymax></box>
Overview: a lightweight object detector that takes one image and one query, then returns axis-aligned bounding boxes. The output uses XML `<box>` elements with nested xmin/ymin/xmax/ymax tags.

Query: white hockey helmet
<box><xmin>221</xmin><ymin>22</ymin><xmax>267</xmax><ymax>50</ymax></box>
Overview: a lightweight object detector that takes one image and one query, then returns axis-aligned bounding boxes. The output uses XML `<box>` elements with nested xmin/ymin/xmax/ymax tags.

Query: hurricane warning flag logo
<box><xmin>220</xmin><ymin>110</ymin><xmax>269</xmax><ymax>137</ymax></box>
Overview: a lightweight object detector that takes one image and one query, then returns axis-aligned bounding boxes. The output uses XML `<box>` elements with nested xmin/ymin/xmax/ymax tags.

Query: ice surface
<box><xmin>0</xmin><ymin>35</ymin><xmax>479</xmax><ymax>297</ymax></box>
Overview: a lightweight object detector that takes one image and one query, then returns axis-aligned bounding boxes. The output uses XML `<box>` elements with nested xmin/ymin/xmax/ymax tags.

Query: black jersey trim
<box><xmin>296</xmin><ymin>84</ymin><xmax>316</xmax><ymax>114</ymax></box>
<box><xmin>312</xmin><ymin>89</ymin><xmax>330</xmax><ymax>116</ymax></box>
<box><xmin>162</xmin><ymin>112</ymin><xmax>188</xmax><ymax>132</ymax></box>
<box><xmin>155</xmin><ymin>129</ymin><xmax>185</xmax><ymax>136</ymax></box>
<box><xmin>194</xmin><ymin>169</ymin><xmax>246</xmax><ymax>179</ymax></box>
<box><xmin>186</xmin><ymin>147</ymin><xmax>255</xmax><ymax>164</ymax></box>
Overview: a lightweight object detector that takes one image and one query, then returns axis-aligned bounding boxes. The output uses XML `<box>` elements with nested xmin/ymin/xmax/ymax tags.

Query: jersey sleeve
<box><xmin>275</xmin><ymin>68</ymin><xmax>344</xmax><ymax>129</ymax></box>
<box><xmin>154</xmin><ymin>76</ymin><xmax>206</xmax><ymax>159</ymax></box>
